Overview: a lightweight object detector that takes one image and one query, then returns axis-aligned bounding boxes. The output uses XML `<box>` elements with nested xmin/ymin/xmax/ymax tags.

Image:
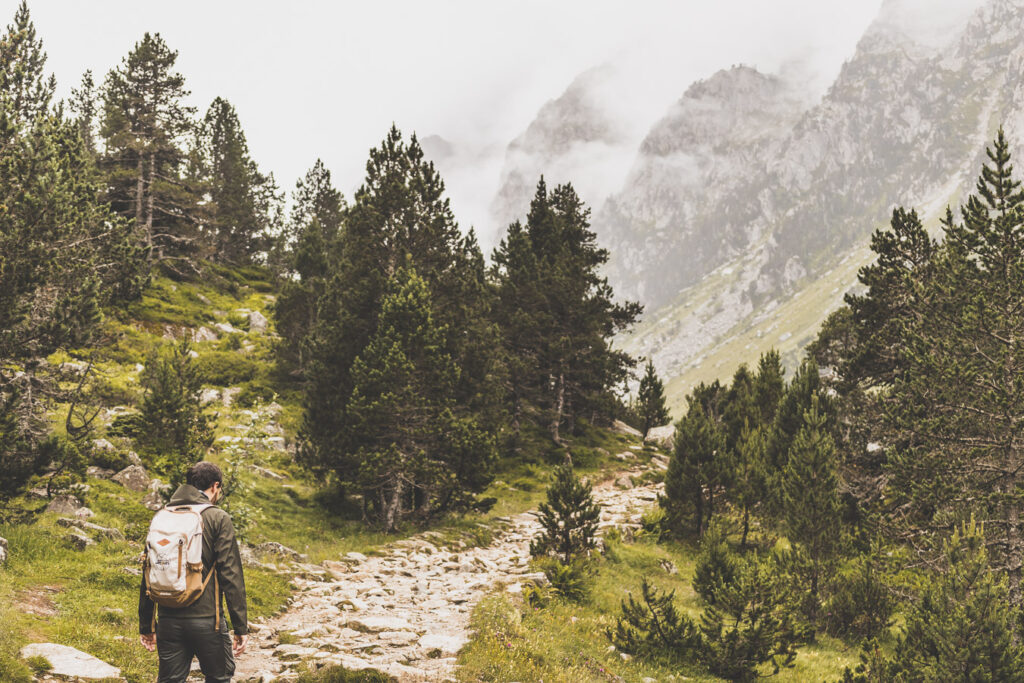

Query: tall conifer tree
<box><xmin>637</xmin><ymin>359</ymin><xmax>670</xmax><ymax>438</ymax></box>
<box><xmin>101</xmin><ymin>33</ymin><xmax>198</xmax><ymax>263</ymax></box>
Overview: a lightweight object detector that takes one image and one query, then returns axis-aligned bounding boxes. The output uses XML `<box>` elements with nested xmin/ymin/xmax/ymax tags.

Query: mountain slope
<box><xmin>611</xmin><ymin>0</ymin><xmax>1024</xmax><ymax>408</ymax></box>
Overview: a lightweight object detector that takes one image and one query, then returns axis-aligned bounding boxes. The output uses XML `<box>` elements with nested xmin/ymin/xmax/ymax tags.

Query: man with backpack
<box><xmin>139</xmin><ymin>462</ymin><xmax>249</xmax><ymax>683</ymax></box>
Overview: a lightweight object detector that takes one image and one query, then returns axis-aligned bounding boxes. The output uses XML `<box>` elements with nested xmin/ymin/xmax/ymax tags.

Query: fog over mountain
<box><xmin>478</xmin><ymin>0</ymin><xmax>1021</xmax><ymax>407</ymax></box>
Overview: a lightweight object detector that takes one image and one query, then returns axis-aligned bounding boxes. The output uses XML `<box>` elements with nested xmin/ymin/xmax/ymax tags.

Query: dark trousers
<box><xmin>156</xmin><ymin>616</ymin><xmax>234</xmax><ymax>683</ymax></box>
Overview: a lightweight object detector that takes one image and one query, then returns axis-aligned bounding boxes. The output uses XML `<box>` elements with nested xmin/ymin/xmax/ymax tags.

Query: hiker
<box><xmin>138</xmin><ymin>462</ymin><xmax>249</xmax><ymax>683</ymax></box>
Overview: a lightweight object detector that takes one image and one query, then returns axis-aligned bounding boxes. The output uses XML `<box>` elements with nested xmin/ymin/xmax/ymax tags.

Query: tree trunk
<box><xmin>741</xmin><ymin>504</ymin><xmax>750</xmax><ymax>550</ymax></box>
<box><xmin>146</xmin><ymin>153</ymin><xmax>157</xmax><ymax>258</ymax></box>
<box><xmin>550</xmin><ymin>371</ymin><xmax>565</xmax><ymax>445</ymax></box>
<box><xmin>384</xmin><ymin>477</ymin><xmax>403</xmax><ymax>532</ymax></box>
<box><xmin>1007</xmin><ymin>473</ymin><xmax>1021</xmax><ymax>606</ymax></box>
<box><xmin>135</xmin><ymin>155</ymin><xmax>147</xmax><ymax>246</ymax></box>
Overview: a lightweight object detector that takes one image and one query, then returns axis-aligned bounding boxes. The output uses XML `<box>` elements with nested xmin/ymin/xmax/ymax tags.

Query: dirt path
<box><xmin>235</xmin><ymin>470</ymin><xmax>664</xmax><ymax>682</ymax></box>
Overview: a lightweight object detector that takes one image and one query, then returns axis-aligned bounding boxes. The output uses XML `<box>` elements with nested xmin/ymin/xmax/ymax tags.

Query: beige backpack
<box><xmin>142</xmin><ymin>504</ymin><xmax>219</xmax><ymax>629</ymax></box>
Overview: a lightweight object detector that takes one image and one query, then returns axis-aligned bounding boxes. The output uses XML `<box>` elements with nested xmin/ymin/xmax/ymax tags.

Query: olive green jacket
<box><xmin>138</xmin><ymin>484</ymin><xmax>248</xmax><ymax>635</ymax></box>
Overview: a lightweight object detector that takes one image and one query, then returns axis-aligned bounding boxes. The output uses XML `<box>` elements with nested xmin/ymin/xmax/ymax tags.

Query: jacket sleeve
<box><xmin>138</xmin><ymin>574</ymin><xmax>155</xmax><ymax>634</ymax></box>
<box><xmin>213</xmin><ymin>512</ymin><xmax>248</xmax><ymax>635</ymax></box>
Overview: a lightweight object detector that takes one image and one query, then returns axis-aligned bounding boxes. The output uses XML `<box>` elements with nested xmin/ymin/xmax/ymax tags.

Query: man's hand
<box><xmin>139</xmin><ymin>633</ymin><xmax>156</xmax><ymax>652</ymax></box>
<box><xmin>233</xmin><ymin>634</ymin><xmax>248</xmax><ymax>656</ymax></box>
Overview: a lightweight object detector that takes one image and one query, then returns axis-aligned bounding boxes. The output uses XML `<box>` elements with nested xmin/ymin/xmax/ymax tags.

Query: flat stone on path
<box><xmin>419</xmin><ymin>633</ymin><xmax>467</xmax><ymax>656</ymax></box>
<box><xmin>20</xmin><ymin>643</ymin><xmax>121</xmax><ymax>680</ymax></box>
<box><xmin>347</xmin><ymin>615</ymin><xmax>413</xmax><ymax>633</ymax></box>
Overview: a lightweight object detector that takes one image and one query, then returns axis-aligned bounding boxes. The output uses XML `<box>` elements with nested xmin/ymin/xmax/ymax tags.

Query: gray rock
<box><xmin>214</xmin><ymin>321</ymin><xmax>242</xmax><ymax>336</ymax></box>
<box><xmin>0</xmin><ymin>536</ymin><xmax>7</xmax><ymax>565</ymax></box>
<box><xmin>612</xmin><ymin>419</ymin><xmax>643</xmax><ymax>438</ymax></box>
<box><xmin>418</xmin><ymin>633</ymin><xmax>466</xmax><ymax>656</ymax></box>
<box><xmin>645</xmin><ymin>424</ymin><xmax>676</xmax><ymax>451</ymax></box>
<box><xmin>257</xmin><ymin>542</ymin><xmax>305</xmax><ymax>560</ymax></box>
<box><xmin>60</xmin><ymin>361</ymin><xmax>89</xmax><ymax>375</ymax></box>
<box><xmin>199</xmin><ymin>388</ymin><xmax>222</xmax><ymax>404</ymax></box>
<box><xmin>20</xmin><ymin>643</ymin><xmax>121</xmax><ymax>680</ymax></box>
<box><xmin>92</xmin><ymin>438</ymin><xmax>115</xmax><ymax>452</ymax></box>
<box><xmin>248</xmin><ymin>310</ymin><xmax>269</xmax><ymax>333</ymax></box>
<box><xmin>615</xmin><ymin>476</ymin><xmax>634</xmax><ymax>490</ymax></box>
<box><xmin>265</xmin><ymin>436</ymin><xmax>287</xmax><ymax>452</ymax></box>
<box><xmin>127</xmin><ymin>450</ymin><xmax>142</xmax><ymax>466</ymax></box>
<box><xmin>74</xmin><ymin>507</ymin><xmax>95</xmax><ymax>520</ymax></box>
<box><xmin>273</xmin><ymin>644</ymin><xmax>317</xmax><ymax>660</ymax></box>
<box><xmin>45</xmin><ymin>494</ymin><xmax>82</xmax><ymax>516</ymax></box>
<box><xmin>112</xmin><ymin>464</ymin><xmax>150</xmax><ymax>492</ymax></box>
<box><xmin>57</xmin><ymin>518</ymin><xmax>125</xmax><ymax>541</ymax></box>
<box><xmin>66</xmin><ymin>531</ymin><xmax>95</xmax><ymax>551</ymax></box>
<box><xmin>250</xmin><ymin>465</ymin><xmax>286</xmax><ymax>480</ymax></box>
<box><xmin>192</xmin><ymin>326</ymin><xmax>218</xmax><ymax>343</ymax></box>
<box><xmin>85</xmin><ymin>466</ymin><xmax>115</xmax><ymax>480</ymax></box>
<box><xmin>222</xmin><ymin>387</ymin><xmax>241</xmax><ymax>407</ymax></box>
<box><xmin>141</xmin><ymin>490</ymin><xmax>165</xmax><ymax>511</ymax></box>
<box><xmin>614</xmin><ymin>451</ymin><xmax>636</xmax><ymax>461</ymax></box>
<box><xmin>347</xmin><ymin>615</ymin><xmax>412</xmax><ymax>633</ymax></box>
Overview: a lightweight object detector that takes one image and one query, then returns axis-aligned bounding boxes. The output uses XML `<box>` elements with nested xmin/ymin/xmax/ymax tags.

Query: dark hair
<box><xmin>186</xmin><ymin>462</ymin><xmax>223</xmax><ymax>491</ymax></box>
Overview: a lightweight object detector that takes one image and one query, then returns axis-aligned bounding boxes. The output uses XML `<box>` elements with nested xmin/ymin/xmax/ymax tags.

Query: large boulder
<box><xmin>45</xmin><ymin>494</ymin><xmax>82</xmax><ymax>516</ymax></box>
<box><xmin>644</xmin><ymin>424</ymin><xmax>676</xmax><ymax>451</ymax></box>
<box><xmin>611</xmin><ymin>419</ymin><xmax>643</xmax><ymax>438</ymax></box>
<box><xmin>20</xmin><ymin>643</ymin><xmax>121</xmax><ymax>680</ymax></box>
<box><xmin>112</xmin><ymin>464</ymin><xmax>150</xmax><ymax>492</ymax></box>
<box><xmin>0</xmin><ymin>536</ymin><xmax>7</xmax><ymax>565</ymax></box>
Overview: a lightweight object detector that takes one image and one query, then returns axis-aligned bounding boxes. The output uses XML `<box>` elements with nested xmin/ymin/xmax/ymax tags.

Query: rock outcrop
<box><xmin>20</xmin><ymin>643</ymin><xmax>121</xmax><ymax>680</ymax></box>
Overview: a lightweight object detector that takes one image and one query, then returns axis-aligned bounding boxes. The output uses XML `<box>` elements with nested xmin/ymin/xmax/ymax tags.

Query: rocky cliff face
<box><xmin>489</xmin><ymin>64</ymin><xmax>638</xmax><ymax>232</ymax></box>
<box><xmin>595</xmin><ymin>65</ymin><xmax>806</xmax><ymax>305</ymax></box>
<box><xmin>608</xmin><ymin>0</ymin><xmax>1024</xmax><ymax>404</ymax></box>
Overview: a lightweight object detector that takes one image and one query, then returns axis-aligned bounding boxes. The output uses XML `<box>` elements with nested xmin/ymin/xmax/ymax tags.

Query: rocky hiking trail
<box><xmin>235</xmin><ymin>468</ymin><xmax>666</xmax><ymax>682</ymax></box>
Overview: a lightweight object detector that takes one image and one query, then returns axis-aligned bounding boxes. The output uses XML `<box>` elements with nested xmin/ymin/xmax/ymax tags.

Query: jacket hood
<box><xmin>167</xmin><ymin>484</ymin><xmax>215</xmax><ymax>507</ymax></box>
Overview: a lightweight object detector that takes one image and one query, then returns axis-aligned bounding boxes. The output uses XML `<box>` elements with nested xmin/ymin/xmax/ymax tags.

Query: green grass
<box><xmin>457</xmin><ymin>537</ymin><xmax>861</xmax><ymax>682</ymax></box>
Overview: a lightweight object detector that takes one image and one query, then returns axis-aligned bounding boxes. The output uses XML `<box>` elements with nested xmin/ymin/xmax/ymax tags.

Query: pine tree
<box><xmin>0</xmin><ymin>3</ymin><xmax>147</xmax><ymax>499</ymax></box>
<box><xmin>661</xmin><ymin>381</ymin><xmax>730</xmax><ymax>537</ymax></box>
<box><xmin>137</xmin><ymin>340</ymin><xmax>213</xmax><ymax>488</ymax></box>
<box><xmin>608</xmin><ymin>577</ymin><xmax>701</xmax><ymax>661</ymax></box>
<box><xmin>530</xmin><ymin>463</ymin><xmax>601</xmax><ymax>564</ymax></box>
<box><xmin>69</xmin><ymin>70</ymin><xmax>98</xmax><ymax>154</ymax></box>
<box><xmin>780</xmin><ymin>396</ymin><xmax>841</xmax><ymax>625</ymax></box>
<box><xmin>752</xmin><ymin>349</ymin><xmax>785</xmax><ymax>425</ymax></box>
<box><xmin>699</xmin><ymin>556</ymin><xmax>799</xmax><ymax>682</ymax></box>
<box><xmin>273</xmin><ymin>159</ymin><xmax>345</xmax><ymax>370</ymax></box>
<box><xmin>693</xmin><ymin>524</ymin><xmax>742</xmax><ymax>605</ymax></box>
<box><xmin>301</xmin><ymin>127</ymin><xmax>497</xmax><ymax>488</ymax></box>
<box><xmin>732</xmin><ymin>422</ymin><xmax>768</xmax><ymax>549</ymax></box>
<box><xmin>637</xmin><ymin>359</ymin><xmax>670</xmax><ymax>438</ymax></box>
<box><xmin>491</xmin><ymin>178</ymin><xmax>641</xmax><ymax>443</ymax></box>
<box><xmin>191</xmin><ymin>97</ymin><xmax>281</xmax><ymax>263</ymax></box>
<box><xmin>346</xmin><ymin>264</ymin><xmax>493</xmax><ymax>530</ymax></box>
<box><xmin>863</xmin><ymin>520</ymin><xmax>1024</xmax><ymax>681</ymax></box>
<box><xmin>0</xmin><ymin>1</ymin><xmax>54</xmax><ymax>125</ymax></box>
<box><xmin>101</xmin><ymin>33</ymin><xmax>198</xmax><ymax>264</ymax></box>
<box><xmin>883</xmin><ymin>130</ymin><xmax>1024</xmax><ymax>604</ymax></box>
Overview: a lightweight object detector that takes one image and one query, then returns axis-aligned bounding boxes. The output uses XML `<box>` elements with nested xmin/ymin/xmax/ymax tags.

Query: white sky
<box><xmin>18</xmin><ymin>0</ymin><xmax>893</xmax><ymax>240</ymax></box>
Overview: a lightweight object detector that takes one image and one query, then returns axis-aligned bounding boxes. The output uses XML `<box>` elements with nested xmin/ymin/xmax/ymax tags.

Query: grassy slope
<box><xmin>0</xmin><ymin>265</ymin><xmax>654</xmax><ymax>682</ymax></box>
<box><xmin>621</xmin><ymin>183</ymin><xmax>962</xmax><ymax>414</ymax></box>
<box><xmin>457</xmin><ymin>534</ymin><xmax>863</xmax><ymax>683</ymax></box>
